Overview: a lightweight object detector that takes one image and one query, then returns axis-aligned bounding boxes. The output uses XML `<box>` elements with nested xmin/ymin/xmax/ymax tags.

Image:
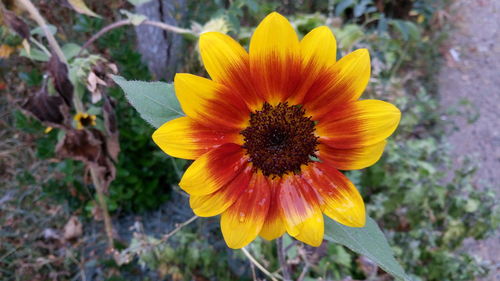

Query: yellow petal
<box><xmin>318</xmin><ymin>141</ymin><xmax>387</xmax><ymax>170</ymax></box>
<box><xmin>259</xmin><ymin>215</ymin><xmax>286</xmax><ymax>241</ymax></box>
<box><xmin>259</xmin><ymin>178</ymin><xmax>286</xmax><ymax>240</ymax></box>
<box><xmin>292</xmin><ymin>207</ymin><xmax>324</xmax><ymax>247</ymax></box>
<box><xmin>290</xmin><ymin>26</ymin><xmax>338</xmax><ymax>104</ymax></box>
<box><xmin>199</xmin><ymin>32</ymin><xmax>249</xmax><ymax>84</ymax></box>
<box><xmin>174</xmin><ymin>73</ymin><xmax>248</xmax><ymax>130</ymax></box>
<box><xmin>302</xmin><ymin>163</ymin><xmax>366</xmax><ymax>227</ymax></box>
<box><xmin>303</xmin><ymin>49</ymin><xmax>371</xmax><ymax>118</ymax></box>
<box><xmin>249</xmin><ymin>12</ymin><xmax>301</xmax><ymax>103</ymax></box>
<box><xmin>221</xmin><ymin>171</ymin><xmax>270</xmax><ymax>249</ymax></box>
<box><xmin>179</xmin><ymin>143</ymin><xmax>247</xmax><ymax>196</ymax></box>
<box><xmin>190</xmin><ymin>166</ymin><xmax>253</xmax><ymax>217</ymax></box>
<box><xmin>330</xmin><ymin>48</ymin><xmax>370</xmax><ymax>101</ymax></box>
<box><xmin>300</xmin><ymin>26</ymin><xmax>337</xmax><ymax>69</ymax></box>
<box><xmin>317</xmin><ymin>100</ymin><xmax>401</xmax><ymax>149</ymax></box>
<box><xmin>279</xmin><ymin>175</ymin><xmax>320</xmax><ymax>236</ymax></box>
<box><xmin>249</xmin><ymin>12</ymin><xmax>299</xmax><ymax>62</ymax></box>
<box><xmin>152</xmin><ymin>117</ymin><xmax>240</xmax><ymax>160</ymax></box>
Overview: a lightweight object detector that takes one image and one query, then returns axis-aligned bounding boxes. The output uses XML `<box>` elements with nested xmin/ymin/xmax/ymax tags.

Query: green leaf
<box><xmin>62</xmin><ymin>43</ymin><xmax>82</xmax><ymax>60</ymax></box>
<box><xmin>325</xmin><ymin>217</ymin><xmax>411</xmax><ymax>281</ymax></box>
<box><xmin>111</xmin><ymin>75</ymin><xmax>184</xmax><ymax>128</ymax></box>
<box><xmin>120</xmin><ymin>10</ymin><xmax>148</xmax><ymax>26</ymax></box>
<box><xmin>31</xmin><ymin>25</ymin><xmax>57</xmax><ymax>37</ymax></box>
<box><xmin>127</xmin><ymin>0</ymin><xmax>152</xmax><ymax>6</ymax></box>
<box><xmin>19</xmin><ymin>47</ymin><xmax>49</xmax><ymax>62</ymax></box>
<box><xmin>389</xmin><ymin>20</ymin><xmax>421</xmax><ymax>41</ymax></box>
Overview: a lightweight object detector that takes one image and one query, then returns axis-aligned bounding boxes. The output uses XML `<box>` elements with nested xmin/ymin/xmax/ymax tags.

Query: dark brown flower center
<box><xmin>79</xmin><ymin>115</ymin><xmax>94</xmax><ymax>127</ymax></box>
<box><xmin>241</xmin><ymin>102</ymin><xmax>319</xmax><ymax>177</ymax></box>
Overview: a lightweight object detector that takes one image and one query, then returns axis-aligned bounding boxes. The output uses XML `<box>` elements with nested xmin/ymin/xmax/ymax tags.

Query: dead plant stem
<box><xmin>241</xmin><ymin>247</ymin><xmax>281</xmax><ymax>281</ymax></box>
<box><xmin>277</xmin><ymin>237</ymin><xmax>292</xmax><ymax>281</ymax></box>
<box><xmin>16</xmin><ymin>0</ymin><xmax>85</xmax><ymax>113</ymax></box>
<box><xmin>90</xmin><ymin>167</ymin><xmax>114</xmax><ymax>249</ymax></box>
<box><xmin>78</xmin><ymin>19</ymin><xmax>196</xmax><ymax>56</ymax></box>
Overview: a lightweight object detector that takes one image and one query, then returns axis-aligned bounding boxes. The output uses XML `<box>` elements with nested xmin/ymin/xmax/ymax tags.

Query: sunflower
<box><xmin>74</xmin><ymin>112</ymin><xmax>97</xmax><ymax>130</ymax></box>
<box><xmin>153</xmin><ymin>12</ymin><xmax>401</xmax><ymax>249</ymax></box>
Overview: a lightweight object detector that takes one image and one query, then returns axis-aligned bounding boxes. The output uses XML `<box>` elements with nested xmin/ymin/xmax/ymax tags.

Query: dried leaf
<box><xmin>56</xmin><ymin>129</ymin><xmax>101</xmax><ymax>162</ymax></box>
<box><xmin>48</xmin><ymin>54</ymin><xmax>74</xmax><ymax>106</ymax></box>
<box><xmin>2</xmin><ymin>9</ymin><xmax>30</xmax><ymax>39</ymax></box>
<box><xmin>103</xmin><ymin>96</ymin><xmax>120</xmax><ymax>161</ymax></box>
<box><xmin>56</xmin><ymin>129</ymin><xmax>116</xmax><ymax>192</ymax></box>
<box><xmin>108</xmin><ymin>63</ymin><xmax>118</xmax><ymax>74</ymax></box>
<box><xmin>63</xmin><ymin>216</ymin><xmax>83</xmax><ymax>241</ymax></box>
<box><xmin>66</xmin><ymin>0</ymin><xmax>101</xmax><ymax>18</ymax></box>
<box><xmin>87</xmin><ymin>71</ymin><xmax>105</xmax><ymax>103</ymax></box>
<box><xmin>86</xmin><ymin>60</ymin><xmax>118</xmax><ymax>103</ymax></box>
<box><xmin>22</xmin><ymin>84</ymin><xmax>69</xmax><ymax>127</ymax></box>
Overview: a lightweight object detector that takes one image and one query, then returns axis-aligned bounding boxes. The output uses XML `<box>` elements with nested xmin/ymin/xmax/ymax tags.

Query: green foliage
<box><xmin>325</xmin><ymin>217</ymin><xmax>411</xmax><ymax>281</ymax></box>
<box><xmin>101</xmin><ymin>27</ymin><xmax>184</xmax><ymax>212</ymax></box>
<box><xmin>117</xmin><ymin>223</ymin><xmax>251</xmax><ymax>280</ymax></box>
<box><xmin>112</xmin><ymin>76</ymin><xmax>184</xmax><ymax>129</ymax></box>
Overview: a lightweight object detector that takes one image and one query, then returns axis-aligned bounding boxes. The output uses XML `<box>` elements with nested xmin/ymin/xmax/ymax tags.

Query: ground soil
<box><xmin>438</xmin><ymin>0</ymin><xmax>500</xmax><ymax>280</ymax></box>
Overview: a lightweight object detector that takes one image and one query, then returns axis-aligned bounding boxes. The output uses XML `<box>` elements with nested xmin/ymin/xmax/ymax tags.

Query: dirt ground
<box><xmin>438</xmin><ymin>0</ymin><xmax>500</xmax><ymax>280</ymax></box>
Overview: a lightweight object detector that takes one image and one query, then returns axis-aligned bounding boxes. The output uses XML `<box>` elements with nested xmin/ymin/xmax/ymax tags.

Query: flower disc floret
<box><xmin>241</xmin><ymin>102</ymin><xmax>318</xmax><ymax>177</ymax></box>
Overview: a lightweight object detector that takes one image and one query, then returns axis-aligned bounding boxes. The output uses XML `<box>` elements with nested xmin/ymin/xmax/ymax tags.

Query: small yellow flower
<box><xmin>74</xmin><ymin>112</ymin><xmax>96</xmax><ymax>130</ymax></box>
<box><xmin>417</xmin><ymin>14</ymin><xmax>425</xmax><ymax>24</ymax></box>
<box><xmin>44</xmin><ymin>126</ymin><xmax>53</xmax><ymax>134</ymax></box>
<box><xmin>0</xmin><ymin>44</ymin><xmax>18</xmax><ymax>58</ymax></box>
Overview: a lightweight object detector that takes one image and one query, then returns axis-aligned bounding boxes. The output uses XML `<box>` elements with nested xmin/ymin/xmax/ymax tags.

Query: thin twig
<box><xmin>90</xmin><ymin>167</ymin><xmax>115</xmax><ymax>249</ymax></box>
<box><xmin>160</xmin><ymin>215</ymin><xmax>198</xmax><ymax>242</ymax></box>
<box><xmin>250</xmin><ymin>260</ymin><xmax>258</xmax><ymax>281</ymax></box>
<box><xmin>143</xmin><ymin>20</ymin><xmax>193</xmax><ymax>35</ymax></box>
<box><xmin>78</xmin><ymin>19</ymin><xmax>131</xmax><ymax>56</ymax></box>
<box><xmin>77</xmin><ymin>18</ymin><xmax>196</xmax><ymax>56</ymax></box>
<box><xmin>277</xmin><ymin>237</ymin><xmax>292</xmax><ymax>281</ymax></box>
<box><xmin>297</xmin><ymin>263</ymin><xmax>311</xmax><ymax>281</ymax></box>
<box><xmin>297</xmin><ymin>250</ymin><xmax>311</xmax><ymax>281</ymax></box>
<box><xmin>241</xmin><ymin>247</ymin><xmax>281</xmax><ymax>281</ymax></box>
<box><xmin>297</xmin><ymin>246</ymin><xmax>314</xmax><ymax>281</ymax></box>
<box><xmin>66</xmin><ymin>249</ymin><xmax>86</xmax><ymax>281</ymax></box>
<box><xmin>0</xmin><ymin>246</ymin><xmax>21</xmax><ymax>262</ymax></box>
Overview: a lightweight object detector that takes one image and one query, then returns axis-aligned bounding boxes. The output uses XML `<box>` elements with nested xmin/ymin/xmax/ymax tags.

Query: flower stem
<box><xmin>90</xmin><ymin>167</ymin><xmax>114</xmax><ymax>249</ymax></box>
<box><xmin>160</xmin><ymin>215</ymin><xmax>198</xmax><ymax>242</ymax></box>
<box><xmin>241</xmin><ymin>247</ymin><xmax>281</xmax><ymax>281</ymax></box>
<box><xmin>78</xmin><ymin>19</ymin><xmax>196</xmax><ymax>57</ymax></box>
<box><xmin>16</xmin><ymin>0</ymin><xmax>66</xmax><ymax>63</ymax></box>
<box><xmin>277</xmin><ymin>237</ymin><xmax>292</xmax><ymax>281</ymax></box>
